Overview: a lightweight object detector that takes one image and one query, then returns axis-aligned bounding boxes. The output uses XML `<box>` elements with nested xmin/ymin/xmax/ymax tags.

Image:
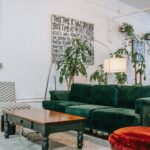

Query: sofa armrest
<box><xmin>135</xmin><ymin>97</ymin><xmax>150</xmax><ymax>114</ymax></box>
<box><xmin>135</xmin><ymin>97</ymin><xmax>150</xmax><ymax>126</ymax></box>
<box><xmin>50</xmin><ymin>90</ymin><xmax>70</xmax><ymax>101</ymax></box>
<box><xmin>142</xmin><ymin>103</ymin><xmax>150</xmax><ymax>126</ymax></box>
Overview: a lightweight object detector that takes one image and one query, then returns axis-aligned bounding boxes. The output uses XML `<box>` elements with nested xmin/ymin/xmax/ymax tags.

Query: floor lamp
<box><xmin>94</xmin><ymin>40</ymin><xmax>127</xmax><ymax>83</ymax></box>
<box><xmin>44</xmin><ymin>40</ymin><xmax>123</xmax><ymax>100</ymax></box>
<box><xmin>94</xmin><ymin>40</ymin><xmax>112</xmax><ymax>52</ymax></box>
<box><xmin>103</xmin><ymin>58</ymin><xmax>127</xmax><ymax>83</ymax></box>
<box><xmin>44</xmin><ymin>63</ymin><xmax>56</xmax><ymax>100</ymax></box>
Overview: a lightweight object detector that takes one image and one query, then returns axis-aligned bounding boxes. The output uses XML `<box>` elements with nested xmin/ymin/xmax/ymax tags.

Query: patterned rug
<box><xmin>0</xmin><ymin>128</ymin><xmax>111</xmax><ymax>150</ymax></box>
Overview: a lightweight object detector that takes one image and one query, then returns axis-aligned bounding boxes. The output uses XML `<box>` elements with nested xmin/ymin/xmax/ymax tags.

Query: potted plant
<box><xmin>120</xmin><ymin>23</ymin><xmax>135</xmax><ymax>47</ymax></box>
<box><xmin>57</xmin><ymin>38</ymin><xmax>92</xmax><ymax>90</ymax></box>
<box><xmin>119</xmin><ymin>22</ymin><xmax>134</xmax><ymax>37</ymax></box>
<box><xmin>110</xmin><ymin>48</ymin><xmax>129</xmax><ymax>58</ymax></box>
<box><xmin>131</xmin><ymin>51</ymin><xmax>146</xmax><ymax>85</ymax></box>
<box><xmin>119</xmin><ymin>22</ymin><xmax>147</xmax><ymax>85</ymax></box>
<box><xmin>144</xmin><ymin>33</ymin><xmax>150</xmax><ymax>40</ymax></box>
<box><xmin>110</xmin><ymin>48</ymin><xmax>129</xmax><ymax>85</ymax></box>
<box><xmin>115</xmin><ymin>72</ymin><xmax>127</xmax><ymax>85</ymax></box>
<box><xmin>90</xmin><ymin>64</ymin><xmax>107</xmax><ymax>84</ymax></box>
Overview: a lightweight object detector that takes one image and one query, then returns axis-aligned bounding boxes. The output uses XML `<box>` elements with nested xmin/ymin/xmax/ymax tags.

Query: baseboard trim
<box><xmin>16</xmin><ymin>99</ymin><xmax>43</xmax><ymax>103</ymax></box>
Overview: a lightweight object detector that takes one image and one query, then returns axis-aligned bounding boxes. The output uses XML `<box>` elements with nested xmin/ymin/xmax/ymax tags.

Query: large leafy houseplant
<box><xmin>131</xmin><ymin>50</ymin><xmax>146</xmax><ymax>85</ymax></box>
<box><xmin>120</xmin><ymin>23</ymin><xmax>135</xmax><ymax>48</ymax></box>
<box><xmin>90</xmin><ymin>64</ymin><xmax>107</xmax><ymax>84</ymax></box>
<box><xmin>120</xmin><ymin>23</ymin><xmax>135</xmax><ymax>39</ymax></box>
<box><xmin>57</xmin><ymin>39</ymin><xmax>91</xmax><ymax>90</ymax></box>
<box><xmin>120</xmin><ymin>22</ymin><xmax>146</xmax><ymax>85</ymax></box>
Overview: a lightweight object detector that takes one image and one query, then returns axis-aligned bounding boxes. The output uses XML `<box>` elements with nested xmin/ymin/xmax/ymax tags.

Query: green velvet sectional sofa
<box><xmin>42</xmin><ymin>84</ymin><xmax>150</xmax><ymax>133</ymax></box>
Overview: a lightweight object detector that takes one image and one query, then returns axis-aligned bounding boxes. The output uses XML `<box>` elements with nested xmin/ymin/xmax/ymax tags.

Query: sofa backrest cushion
<box><xmin>117</xmin><ymin>86</ymin><xmax>140</xmax><ymax>109</ymax></box>
<box><xmin>116</xmin><ymin>85</ymin><xmax>150</xmax><ymax>109</ymax></box>
<box><xmin>50</xmin><ymin>91</ymin><xmax>70</xmax><ymax>101</ymax></box>
<box><xmin>69</xmin><ymin>83</ymin><xmax>92</xmax><ymax>103</ymax></box>
<box><xmin>92</xmin><ymin>85</ymin><xmax>118</xmax><ymax>106</ymax></box>
<box><xmin>136</xmin><ymin>86</ymin><xmax>150</xmax><ymax>98</ymax></box>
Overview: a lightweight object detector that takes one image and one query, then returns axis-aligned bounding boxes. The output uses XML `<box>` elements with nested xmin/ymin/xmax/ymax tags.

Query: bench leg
<box><xmin>1</xmin><ymin>115</ymin><xmax>4</xmax><ymax>132</ymax></box>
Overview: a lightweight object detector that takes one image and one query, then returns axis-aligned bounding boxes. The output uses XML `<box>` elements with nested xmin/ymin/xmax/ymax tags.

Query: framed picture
<box><xmin>132</xmin><ymin>40</ymin><xmax>145</xmax><ymax>62</ymax></box>
<box><xmin>51</xmin><ymin>15</ymin><xmax>94</xmax><ymax>65</ymax></box>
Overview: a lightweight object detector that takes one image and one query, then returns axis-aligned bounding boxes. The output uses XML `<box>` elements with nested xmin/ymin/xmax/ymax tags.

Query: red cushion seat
<box><xmin>108</xmin><ymin>126</ymin><xmax>150</xmax><ymax>150</ymax></box>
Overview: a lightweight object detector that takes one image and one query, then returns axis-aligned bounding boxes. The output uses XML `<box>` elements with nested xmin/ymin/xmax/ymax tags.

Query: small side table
<box><xmin>108</xmin><ymin>126</ymin><xmax>150</xmax><ymax>150</ymax></box>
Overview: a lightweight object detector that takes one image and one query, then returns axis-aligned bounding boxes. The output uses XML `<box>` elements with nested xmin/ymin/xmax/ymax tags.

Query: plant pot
<box><xmin>119</xmin><ymin>26</ymin><xmax>126</xmax><ymax>32</ymax></box>
<box><xmin>144</xmin><ymin>33</ymin><xmax>150</xmax><ymax>40</ymax></box>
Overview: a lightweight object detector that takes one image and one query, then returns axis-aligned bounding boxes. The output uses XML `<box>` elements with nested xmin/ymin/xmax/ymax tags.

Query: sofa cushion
<box><xmin>50</xmin><ymin>91</ymin><xmax>70</xmax><ymax>101</ymax></box>
<box><xmin>136</xmin><ymin>86</ymin><xmax>150</xmax><ymax>99</ymax></box>
<box><xmin>69</xmin><ymin>84</ymin><xmax>92</xmax><ymax>104</ymax></box>
<box><xmin>92</xmin><ymin>85</ymin><xmax>118</xmax><ymax>106</ymax></box>
<box><xmin>92</xmin><ymin>108</ymin><xmax>140</xmax><ymax>125</ymax></box>
<box><xmin>42</xmin><ymin>100</ymin><xmax>85</xmax><ymax>112</ymax></box>
<box><xmin>66</xmin><ymin>104</ymin><xmax>111</xmax><ymax>118</ymax></box>
<box><xmin>117</xmin><ymin>86</ymin><xmax>140</xmax><ymax>108</ymax></box>
<box><xmin>118</xmin><ymin>86</ymin><xmax>150</xmax><ymax>109</ymax></box>
<box><xmin>42</xmin><ymin>100</ymin><xmax>62</xmax><ymax>111</ymax></box>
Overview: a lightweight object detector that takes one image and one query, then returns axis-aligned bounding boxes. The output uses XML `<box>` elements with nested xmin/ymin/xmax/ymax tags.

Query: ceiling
<box><xmin>119</xmin><ymin>0</ymin><xmax>150</xmax><ymax>12</ymax></box>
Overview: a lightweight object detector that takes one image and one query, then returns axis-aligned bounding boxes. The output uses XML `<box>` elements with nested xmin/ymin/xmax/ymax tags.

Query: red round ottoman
<box><xmin>108</xmin><ymin>126</ymin><xmax>150</xmax><ymax>150</ymax></box>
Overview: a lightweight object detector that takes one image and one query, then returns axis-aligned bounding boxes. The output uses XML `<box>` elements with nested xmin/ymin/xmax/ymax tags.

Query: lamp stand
<box><xmin>44</xmin><ymin>63</ymin><xmax>55</xmax><ymax>100</ymax></box>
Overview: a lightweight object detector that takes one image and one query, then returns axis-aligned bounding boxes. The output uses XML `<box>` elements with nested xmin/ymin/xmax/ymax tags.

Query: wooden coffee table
<box><xmin>4</xmin><ymin>109</ymin><xmax>86</xmax><ymax>150</ymax></box>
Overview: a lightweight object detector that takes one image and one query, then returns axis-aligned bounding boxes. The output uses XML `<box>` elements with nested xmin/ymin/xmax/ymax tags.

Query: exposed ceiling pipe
<box><xmin>85</xmin><ymin>0</ymin><xmax>150</xmax><ymax>20</ymax></box>
<box><xmin>112</xmin><ymin>7</ymin><xmax>150</xmax><ymax>19</ymax></box>
<box><xmin>85</xmin><ymin>0</ymin><xmax>120</xmax><ymax>13</ymax></box>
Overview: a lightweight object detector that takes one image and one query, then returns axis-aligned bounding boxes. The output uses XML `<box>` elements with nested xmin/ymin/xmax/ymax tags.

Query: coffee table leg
<box><xmin>42</xmin><ymin>135</ymin><xmax>49</xmax><ymax>150</ymax></box>
<box><xmin>77</xmin><ymin>130</ymin><xmax>83</xmax><ymax>149</ymax></box>
<box><xmin>4</xmin><ymin>122</ymin><xmax>10</xmax><ymax>139</ymax></box>
<box><xmin>1</xmin><ymin>115</ymin><xmax>4</xmax><ymax>132</ymax></box>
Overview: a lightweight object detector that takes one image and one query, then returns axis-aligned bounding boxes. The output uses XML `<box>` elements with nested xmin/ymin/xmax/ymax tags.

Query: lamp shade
<box><xmin>104</xmin><ymin>58</ymin><xmax>127</xmax><ymax>73</ymax></box>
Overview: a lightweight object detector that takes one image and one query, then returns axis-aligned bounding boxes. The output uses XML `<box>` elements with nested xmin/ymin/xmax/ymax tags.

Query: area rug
<box><xmin>0</xmin><ymin>129</ymin><xmax>111</xmax><ymax>150</ymax></box>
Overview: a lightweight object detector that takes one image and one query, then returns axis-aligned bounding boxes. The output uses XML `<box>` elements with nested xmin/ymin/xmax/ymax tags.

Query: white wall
<box><xmin>0</xmin><ymin>0</ymin><xmax>150</xmax><ymax>101</ymax></box>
